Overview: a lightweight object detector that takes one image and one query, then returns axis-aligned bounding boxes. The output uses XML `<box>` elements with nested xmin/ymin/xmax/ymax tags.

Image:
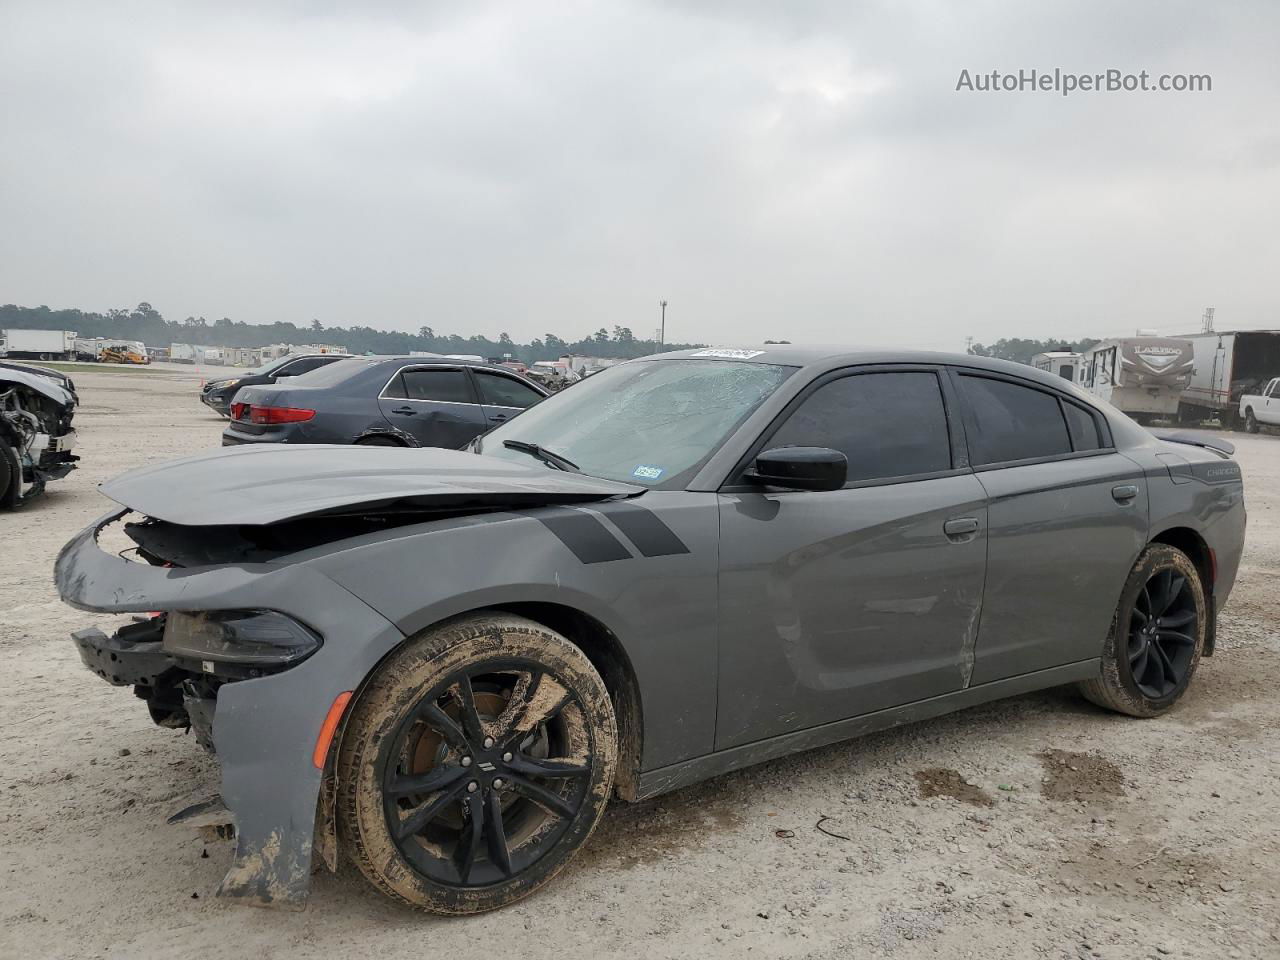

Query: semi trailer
<box><xmin>1175</xmin><ymin>330</ymin><xmax>1280</xmax><ymax>427</ymax></box>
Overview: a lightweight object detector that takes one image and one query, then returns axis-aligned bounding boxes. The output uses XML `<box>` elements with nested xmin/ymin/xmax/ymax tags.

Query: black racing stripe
<box><xmin>536</xmin><ymin>507</ymin><xmax>633</xmax><ymax>563</ymax></box>
<box><xmin>589</xmin><ymin>502</ymin><xmax>691</xmax><ymax>557</ymax></box>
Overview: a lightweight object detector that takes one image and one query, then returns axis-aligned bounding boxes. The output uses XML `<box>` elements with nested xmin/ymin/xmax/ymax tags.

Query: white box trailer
<box><xmin>1175</xmin><ymin>330</ymin><xmax>1280</xmax><ymax>427</ymax></box>
<box><xmin>0</xmin><ymin>328</ymin><xmax>78</xmax><ymax>360</ymax></box>
<box><xmin>170</xmin><ymin>343</ymin><xmax>197</xmax><ymax>364</ymax></box>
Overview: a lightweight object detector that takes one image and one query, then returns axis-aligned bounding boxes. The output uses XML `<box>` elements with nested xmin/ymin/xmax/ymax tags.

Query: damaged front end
<box><xmin>1</xmin><ymin>367</ymin><xmax>77</xmax><ymax>507</ymax></box>
<box><xmin>55</xmin><ymin>445</ymin><xmax>639</xmax><ymax>907</ymax></box>
<box><xmin>57</xmin><ymin>509</ymin><xmax>407</xmax><ymax>908</ymax></box>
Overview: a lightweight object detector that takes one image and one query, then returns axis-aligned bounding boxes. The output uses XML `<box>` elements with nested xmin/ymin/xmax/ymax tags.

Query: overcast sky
<box><xmin>2</xmin><ymin>1</ymin><xmax>1277</xmax><ymax>349</ymax></box>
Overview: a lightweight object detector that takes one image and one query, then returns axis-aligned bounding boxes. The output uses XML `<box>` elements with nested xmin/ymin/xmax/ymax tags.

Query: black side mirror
<box><xmin>746</xmin><ymin>446</ymin><xmax>847</xmax><ymax>492</ymax></box>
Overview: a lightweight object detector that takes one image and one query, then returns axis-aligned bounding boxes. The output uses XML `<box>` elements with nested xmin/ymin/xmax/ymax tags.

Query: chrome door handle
<box><xmin>943</xmin><ymin>517</ymin><xmax>979</xmax><ymax>540</ymax></box>
<box><xmin>1112</xmin><ymin>484</ymin><xmax>1139</xmax><ymax>502</ymax></box>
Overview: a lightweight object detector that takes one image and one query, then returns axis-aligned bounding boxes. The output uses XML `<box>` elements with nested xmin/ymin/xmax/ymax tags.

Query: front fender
<box><xmin>306</xmin><ymin>495</ymin><xmax>721</xmax><ymax>772</ymax></box>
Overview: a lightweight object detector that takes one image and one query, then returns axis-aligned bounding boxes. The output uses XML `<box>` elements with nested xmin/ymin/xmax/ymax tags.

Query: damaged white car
<box><xmin>1</xmin><ymin>364</ymin><xmax>78</xmax><ymax>507</ymax></box>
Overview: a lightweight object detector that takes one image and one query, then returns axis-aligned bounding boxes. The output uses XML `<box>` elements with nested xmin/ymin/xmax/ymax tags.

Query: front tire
<box><xmin>337</xmin><ymin>614</ymin><xmax>617</xmax><ymax>914</ymax></box>
<box><xmin>1079</xmin><ymin>544</ymin><xmax>1206</xmax><ymax>717</ymax></box>
<box><xmin>1245</xmin><ymin>409</ymin><xmax>1259</xmax><ymax>433</ymax></box>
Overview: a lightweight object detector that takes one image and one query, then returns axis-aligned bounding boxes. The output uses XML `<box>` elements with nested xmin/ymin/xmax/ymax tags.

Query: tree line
<box><xmin>2</xmin><ymin>302</ymin><xmax>1103</xmax><ymax>366</ymax></box>
<box><xmin>0</xmin><ymin>302</ymin><xmax>703</xmax><ymax>363</ymax></box>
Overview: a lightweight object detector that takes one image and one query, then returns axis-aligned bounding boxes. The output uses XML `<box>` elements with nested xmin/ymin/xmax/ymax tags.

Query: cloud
<box><xmin>1</xmin><ymin>0</ymin><xmax>1277</xmax><ymax>349</ymax></box>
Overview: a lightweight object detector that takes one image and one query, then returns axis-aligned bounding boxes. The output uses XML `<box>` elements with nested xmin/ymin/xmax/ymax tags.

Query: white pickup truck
<box><xmin>1240</xmin><ymin>377</ymin><xmax>1280</xmax><ymax>433</ymax></box>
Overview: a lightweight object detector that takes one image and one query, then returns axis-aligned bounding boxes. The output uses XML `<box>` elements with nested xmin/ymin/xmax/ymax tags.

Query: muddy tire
<box><xmin>1245</xmin><ymin>409</ymin><xmax>1259</xmax><ymax>434</ymax></box>
<box><xmin>337</xmin><ymin>613</ymin><xmax>617</xmax><ymax>914</ymax></box>
<box><xmin>1079</xmin><ymin>544</ymin><xmax>1206</xmax><ymax>718</ymax></box>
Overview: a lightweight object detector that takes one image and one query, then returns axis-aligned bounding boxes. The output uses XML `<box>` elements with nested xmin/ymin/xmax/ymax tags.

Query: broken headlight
<box><xmin>163</xmin><ymin>610</ymin><xmax>321</xmax><ymax>667</ymax></box>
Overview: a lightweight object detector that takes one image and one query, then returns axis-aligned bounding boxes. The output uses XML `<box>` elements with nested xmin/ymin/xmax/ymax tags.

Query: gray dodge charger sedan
<box><xmin>55</xmin><ymin>346</ymin><xmax>1246</xmax><ymax>914</ymax></box>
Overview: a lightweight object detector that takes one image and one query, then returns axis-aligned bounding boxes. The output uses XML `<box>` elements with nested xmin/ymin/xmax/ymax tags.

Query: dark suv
<box><xmin>200</xmin><ymin>353</ymin><xmax>351</xmax><ymax>417</ymax></box>
<box><xmin>221</xmin><ymin>355</ymin><xmax>549</xmax><ymax>447</ymax></box>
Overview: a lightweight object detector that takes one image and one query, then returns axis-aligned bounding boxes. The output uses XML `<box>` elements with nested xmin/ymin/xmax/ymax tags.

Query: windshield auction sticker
<box><xmin>690</xmin><ymin>349</ymin><xmax>765</xmax><ymax>359</ymax></box>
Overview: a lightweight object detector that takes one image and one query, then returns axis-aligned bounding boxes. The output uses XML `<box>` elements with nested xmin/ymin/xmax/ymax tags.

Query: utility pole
<box><xmin>659</xmin><ymin>300</ymin><xmax>668</xmax><ymax>348</ymax></box>
<box><xmin>1201</xmin><ymin>306</ymin><xmax>1215</xmax><ymax>334</ymax></box>
<box><xmin>964</xmin><ymin>335</ymin><xmax>974</xmax><ymax>355</ymax></box>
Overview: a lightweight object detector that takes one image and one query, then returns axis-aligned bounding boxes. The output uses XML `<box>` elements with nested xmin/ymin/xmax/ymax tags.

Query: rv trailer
<box><xmin>1080</xmin><ymin>337</ymin><xmax>1193</xmax><ymax>423</ymax></box>
<box><xmin>1030</xmin><ymin>351</ymin><xmax>1083</xmax><ymax>383</ymax></box>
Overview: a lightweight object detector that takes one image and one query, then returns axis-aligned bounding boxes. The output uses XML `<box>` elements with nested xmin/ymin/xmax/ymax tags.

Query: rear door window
<box><xmin>474</xmin><ymin>370</ymin><xmax>544</xmax><ymax>409</ymax></box>
<box><xmin>400</xmin><ymin>368</ymin><xmax>477</xmax><ymax>404</ymax></box>
<box><xmin>766</xmin><ymin>371</ymin><xmax>952</xmax><ymax>483</ymax></box>
<box><xmin>957</xmin><ymin>375</ymin><xmax>1072</xmax><ymax>465</ymax></box>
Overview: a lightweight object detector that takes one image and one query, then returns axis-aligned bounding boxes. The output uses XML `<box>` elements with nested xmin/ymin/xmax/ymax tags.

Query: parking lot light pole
<box><xmin>659</xmin><ymin>300</ymin><xmax>667</xmax><ymax>348</ymax></box>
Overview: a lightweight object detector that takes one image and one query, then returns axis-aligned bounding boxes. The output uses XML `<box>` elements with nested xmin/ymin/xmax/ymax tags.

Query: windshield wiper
<box><xmin>502</xmin><ymin>439</ymin><xmax>580</xmax><ymax>472</ymax></box>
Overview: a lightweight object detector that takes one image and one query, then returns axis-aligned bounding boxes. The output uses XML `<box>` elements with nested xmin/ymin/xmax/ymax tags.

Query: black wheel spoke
<box><xmin>485</xmin><ymin>790</ymin><xmax>514</xmax><ymax>877</ymax></box>
<box><xmin>1161</xmin><ymin>609</ymin><xmax>1196</xmax><ymax>628</ymax></box>
<box><xmin>507</xmin><ymin>754</ymin><xmax>590</xmax><ymax>779</ymax></box>
<box><xmin>419</xmin><ymin>701</ymin><xmax>469</xmax><ymax>751</ymax></box>
<box><xmin>387</xmin><ymin>763</ymin><xmax>467</xmax><ymax>799</ymax></box>
<box><xmin>499</xmin><ymin>671</ymin><xmax>571</xmax><ymax>748</ymax></box>
<box><xmin>1138</xmin><ymin>585</ymin><xmax>1153</xmax><ymax>615</ymax></box>
<box><xmin>395</xmin><ymin>779</ymin><xmax>468</xmax><ymax>840</ymax></box>
<box><xmin>1157</xmin><ymin>628</ymin><xmax>1195</xmax><ymax>646</ymax></box>
<box><xmin>508</xmin><ymin>774</ymin><xmax>577</xmax><ymax>819</ymax></box>
<box><xmin>1150</xmin><ymin>641</ymin><xmax>1177</xmax><ymax>690</ymax></box>
<box><xmin>1158</xmin><ymin>575</ymin><xmax>1185</xmax><ymax>616</ymax></box>
<box><xmin>454</xmin><ymin>674</ymin><xmax>487</xmax><ymax>744</ymax></box>
<box><xmin>456</xmin><ymin>794</ymin><xmax>486</xmax><ymax>883</ymax></box>
<box><xmin>1130</xmin><ymin>644</ymin><xmax>1150</xmax><ymax>683</ymax></box>
<box><xmin>1130</xmin><ymin>606</ymin><xmax>1149</xmax><ymax>627</ymax></box>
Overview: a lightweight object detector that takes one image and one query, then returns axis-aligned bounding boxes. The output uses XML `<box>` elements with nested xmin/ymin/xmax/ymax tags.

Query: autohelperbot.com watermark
<box><xmin>955</xmin><ymin>68</ymin><xmax>1211</xmax><ymax>96</ymax></box>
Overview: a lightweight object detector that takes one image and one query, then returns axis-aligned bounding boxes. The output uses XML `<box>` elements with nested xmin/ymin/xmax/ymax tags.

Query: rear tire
<box><xmin>1079</xmin><ymin>544</ymin><xmax>1206</xmax><ymax>718</ymax></box>
<box><xmin>337</xmin><ymin>614</ymin><xmax>617</xmax><ymax>914</ymax></box>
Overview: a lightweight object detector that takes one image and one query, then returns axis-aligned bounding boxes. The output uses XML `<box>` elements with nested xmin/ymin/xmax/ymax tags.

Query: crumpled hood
<box><xmin>1</xmin><ymin>366</ymin><xmax>75</xmax><ymax>407</ymax></box>
<box><xmin>99</xmin><ymin>444</ymin><xmax>642</xmax><ymax>525</ymax></box>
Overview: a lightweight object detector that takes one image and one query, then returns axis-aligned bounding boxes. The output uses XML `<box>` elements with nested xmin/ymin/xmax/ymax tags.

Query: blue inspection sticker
<box><xmin>632</xmin><ymin>465</ymin><xmax>665</xmax><ymax>481</ymax></box>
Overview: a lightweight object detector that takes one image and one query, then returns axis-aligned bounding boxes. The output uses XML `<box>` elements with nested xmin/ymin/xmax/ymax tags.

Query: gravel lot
<box><xmin>2</xmin><ymin>367</ymin><xmax>1278</xmax><ymax>960</ymax></box>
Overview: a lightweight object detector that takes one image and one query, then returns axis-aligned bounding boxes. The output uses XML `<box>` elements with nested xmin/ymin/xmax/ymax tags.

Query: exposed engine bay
<box><xmin>1</xmin><ymin>366</ymin><xmax>78</xmax><ymax>507</ymax></box>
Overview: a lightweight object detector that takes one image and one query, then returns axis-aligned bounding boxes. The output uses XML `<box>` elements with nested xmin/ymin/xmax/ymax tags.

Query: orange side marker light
<box><xmin>312</xmin><ymin>691</ymin><xmax>354</xmax><ymax>769</ymax></box>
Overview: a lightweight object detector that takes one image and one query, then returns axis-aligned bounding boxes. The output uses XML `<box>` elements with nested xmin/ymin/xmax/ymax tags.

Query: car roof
<box><xmin>641</xmin><ymin>344</ymin><xmax>1081</xmax><ymax>391</ymax></box>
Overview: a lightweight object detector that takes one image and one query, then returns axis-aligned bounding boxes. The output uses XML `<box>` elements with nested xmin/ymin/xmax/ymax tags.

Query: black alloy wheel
<box><xmin>1126</xmin><ymin>568</ymin><xmax>1199</xmax><ymax>699</ymax></box>
<box><xmin>380</xmin><ymin>662</ymin><xmax>590</xmax><ymax>888</ymax></box>
<box><xmin>337</xmin><ymin>614</ymin><xmax>617</xmax><ymax>913</ymax></box>
<box><xmin>1079</xmin><ymin>543</ymin><xmax>1207</xmax><ymax>718</ymax></box>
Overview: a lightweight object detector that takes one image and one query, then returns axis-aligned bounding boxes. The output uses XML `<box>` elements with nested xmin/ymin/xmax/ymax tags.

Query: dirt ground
<box><xmin>2</xmin><ymin>367</ymin><xmax>1278</xmax><ymax>960</ymax></box>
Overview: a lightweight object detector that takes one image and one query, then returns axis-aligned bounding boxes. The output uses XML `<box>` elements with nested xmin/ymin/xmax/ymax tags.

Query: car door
<box><xmin>471</xmin><ymin>368</ymin><xmax>547</xmax><ymax>427</ymax></box>
<box><xmin>715</xmin><ymin>367</ymin><xmax>989</xmax><ymax>750</ymax></box>
<box><xmin>377</xmin><ymin>365</ymin><xmax>488</xmax><ymax>448</ymax></box>
<box><xmin>951</xmin><ymin>370</ymin><xmax>1149</xmax><ymax>684</ymax></box>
